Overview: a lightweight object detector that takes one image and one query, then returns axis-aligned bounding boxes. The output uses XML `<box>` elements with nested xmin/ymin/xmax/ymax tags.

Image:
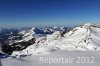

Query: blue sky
<box><xmin>0</xmin><ymin>0</ymin><xmax>100</xmax><ymax>27</ymax></box>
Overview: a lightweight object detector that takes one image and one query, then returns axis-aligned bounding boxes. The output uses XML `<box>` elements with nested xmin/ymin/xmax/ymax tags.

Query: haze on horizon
<box><xmin>0</xmin><ymin>0</ymin><xmax>100</xmax><ymax>28</ymax></box>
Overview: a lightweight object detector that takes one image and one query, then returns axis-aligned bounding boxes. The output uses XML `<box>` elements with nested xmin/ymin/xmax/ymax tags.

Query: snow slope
<box><xmin>2</xmin><ymin>51</ymin><xmax>100</xmax><ymax>66</ymax></box>
<box><xmin>12</xmin><ymin>23</ymin><xmax>100</xmax><ymax>57</ymax></box>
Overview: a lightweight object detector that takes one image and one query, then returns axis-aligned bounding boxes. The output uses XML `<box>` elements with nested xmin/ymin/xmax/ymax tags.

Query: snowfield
<box><xmin>2</xmin><ymin>51</ymin><xmax>100</xmax><ymax>66</ymax></box>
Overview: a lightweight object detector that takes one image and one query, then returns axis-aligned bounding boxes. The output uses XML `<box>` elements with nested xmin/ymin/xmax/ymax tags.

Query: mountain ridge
<box><xmin>10</xmin><ymin>23</ymin><xmax>100</xmax><ymax>57</ymax></box>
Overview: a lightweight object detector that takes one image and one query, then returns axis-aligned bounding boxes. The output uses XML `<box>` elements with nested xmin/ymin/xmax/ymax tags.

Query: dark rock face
<box><xmin>1</xmin><ymin>38</ymin><xmax>35</xmax><ymax>55</ymax></box>
<box><xmin>1</xmin><ymin>35</ymin><xmax>35</xmax><ymax>54</ymax></box>
<box><xmin>11</xmin><ymin>38</ymin><xmax>35</xmax><ymax>51</ymax></box>
<box><xmin>1</xmin><ymin>44</ymin><xmax>14</xmax><ymax>55</ymax></box>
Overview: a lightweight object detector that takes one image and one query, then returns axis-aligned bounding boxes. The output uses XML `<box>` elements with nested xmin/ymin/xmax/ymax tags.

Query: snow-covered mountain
<box><xmin>11</xmin><ymin>23</ymin><xmax>100</xmax><ymax>57</ymax></box>
<box><xmin>1</xmin><ymin>23</ymin><xmax>100</xmax><ymax>57</ymax></box>
<box><xmin>0</xmin><ymin>26</ymin><xmax>70</xmax><ymax>55</ymax></box>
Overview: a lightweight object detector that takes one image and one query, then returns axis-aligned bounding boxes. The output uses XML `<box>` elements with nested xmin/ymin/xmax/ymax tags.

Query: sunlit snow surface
<box><xmin>2</xmin><ymin>51</ymin><xmax>100</xmax><ymax>66</ymax></box>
